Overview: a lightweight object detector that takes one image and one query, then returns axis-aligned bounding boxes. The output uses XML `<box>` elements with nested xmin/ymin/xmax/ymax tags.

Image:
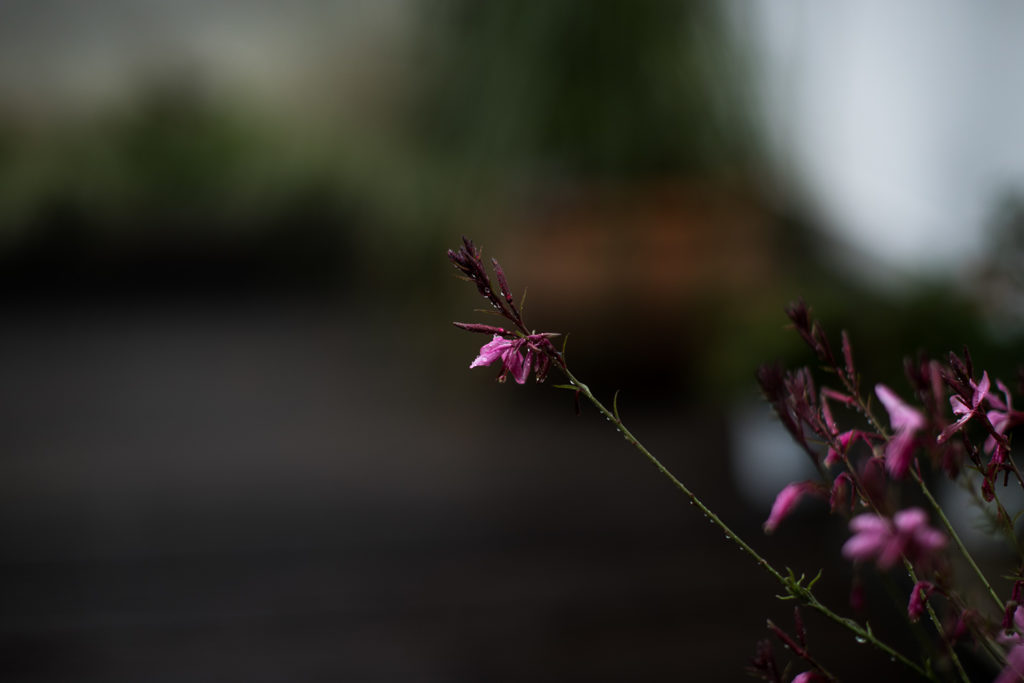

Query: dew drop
<box><xmin>854</xmin><ymin>636</ymin><xmax>867</xmax><ymax>644</ymax></box>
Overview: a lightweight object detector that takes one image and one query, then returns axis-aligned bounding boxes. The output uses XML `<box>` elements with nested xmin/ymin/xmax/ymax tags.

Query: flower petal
<box><xmin>884</xmin><ymin>429</ymin><xmax>917</xmax><ymax>478</ymax></box>
<box><xmin>470</xmin><ymin>335</ymin><xmax>511</xmax><ymax>368</ymax></box>
<box><xmin>764</xmin><ymin>481</ymin><xmax>816</xmax><ymax>533</ymax></box>
<box><xmin>876</xmin><ymin>384</ymin><xmax>925</xmax><ymax>431</ymax></box>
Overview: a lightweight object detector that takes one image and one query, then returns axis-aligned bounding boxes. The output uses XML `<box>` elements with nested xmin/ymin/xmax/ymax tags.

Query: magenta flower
<box><xmin>469</xmin><ymin>333</ymin><xmax>558</xmax><ymax>384</ymax></box>
<box><xmin>470</xmin><ymin>334</ymin><xmax>532</xmax><ymax>384</ymax></box>
<box><xmin>841</xmin><ymin>508</ymin><xmax>946</xmax><ymax>570</ymax></box>
<box><xmin>875</xmin><ymin>384</ymin><xmax>925</xmax><ymax>478</ymax></box>
<box><xmin>824</xmin><ymin>429</ymin><xmax>867</xmax><ymax>467</ymax></box>
<box><xmin>997</xmin><ymin>609</ymin><xmax>1024</xmax><ymax>683</ymax></box>
<box><xmin>984</xmin><ymin>378</ymin><xmax>1024</xmax><ymax>454</ymax></box>
<box><xmin>763</xmin><ymin>481</ymin><xmax>822</xmax><ymax>533</ymax></box>
<box><xmin>996</xmin><ymin>645</ymin><xmax>1024</xmax><ymax>683</ymax></box>
<box><xmin>906</xmin><ymin>580</ymin><xmax>935</xmax><ymax>622</ymax></box>
<box><xmin>938</xmin><ymin>371</ymin><xmax>991</xmax><ymax>444</ymax></box>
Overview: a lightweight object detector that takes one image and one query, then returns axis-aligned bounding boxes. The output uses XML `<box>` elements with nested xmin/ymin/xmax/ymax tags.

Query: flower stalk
<box><xmin>447</xmin><ymin>240</ymin><xmax>1024</xmax><ymax>681</ymax></box>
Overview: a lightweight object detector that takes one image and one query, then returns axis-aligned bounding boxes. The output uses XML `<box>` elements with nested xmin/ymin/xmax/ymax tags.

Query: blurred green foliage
<box><xmin>415</xmin><ymin>0</ymin><xmax>756</xmax><ymax>181</ymax></box>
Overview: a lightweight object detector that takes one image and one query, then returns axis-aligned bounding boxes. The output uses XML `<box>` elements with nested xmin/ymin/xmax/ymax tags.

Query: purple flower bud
<box><xmin>907</xmin><ymin>581</ymin><xmax>934</xmax><ymax>622</ymax></box>
<box><xmin>829</xmin><ymin>472</ymin><xmax>854</xmax><ymax>513</ymax></box>
<box><xmin>764</xmin><ymin>481</ymin><xmax>822</xmax><ymax>534</ymax></box>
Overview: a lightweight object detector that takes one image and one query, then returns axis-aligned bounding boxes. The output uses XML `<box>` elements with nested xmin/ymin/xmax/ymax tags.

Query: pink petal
<box><xmin>501</xmin><ymin>345</ymin><xmax>528</xmax><ymax>384</ymax></box>
<box><xmin>876</xmin><ymin>384</ymin><xmax>925</xmax><ymax>431</ymax></box>
<box><xmin>510</xmin><ymin>349</ymin><xmax>532</xmax><ymax>384</ymax></box>
<box><xmin>842</xmin><ymin>530</ymin><xmax>886</xmax><ymax>562</ymax></box>
<box><xmin>992</xmin><ymin>379</ymin><xmax>1013</xmax><ymax>412</ymax></box>
<box><xmin>995</xmin><ymin>644</ymin><xmax>1024</xmax><ymax>683</ymax></box>
<box><xmin>937</xmin><ymin>412</ymin><xmax>973</xmax><ymax>444</ymax></box>
<box><xmin>764</xmin><ymin>482</ymin><xmax>812</xmax><ymax>533</ymax></box>
<box><xmin>913</xmin><ymin>527</ymin><xmax>947</xmax><ymax>553</ymax></box>
<box><xmin>849</xmin><ymin>513</ymin><xmax>889</xmax><ymax>534</ymax></box>
<box><xmin>893</xmin><ymin>508</ymin><xmax>928</xmax><ymax>533</ymax></box>
<box><xmin>884</xmin><ymin>430</ymin><xmax>916</xmax><ymax>478</ymax></box>
<box><xmin>470</xmin><ymin>335</ymin><xmax>511</xmax><ymax>368</ymax></box>
<box><xmin>949</xmin><ymin>395</ymin><xmax>970</xmax><ymax>417</ymax></box>
<box><xmin>877</xmin><ymin>537</ymin><xmax>907</xmax><ymax>569</ymax></box>
<box><xmin>825</xmin><ymin>430</ymin><xmax>856</xmax><ymax>466</ymax></box>
<box><xmin>974</xmin><ymin>372</ymin><xmax>991</xmax><ymax>409</ymax></box>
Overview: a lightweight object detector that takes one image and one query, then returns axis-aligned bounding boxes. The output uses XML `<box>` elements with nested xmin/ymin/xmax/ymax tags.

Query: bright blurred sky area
<box><xmin>1</xmin><ymin>1</ymin><xmax>1023</xmax><ymax>276</ymax></box>
<box><xmin>742</xmin><ymin>1</ymin><xmax>1024</xmax><ymax>274</ymax></box>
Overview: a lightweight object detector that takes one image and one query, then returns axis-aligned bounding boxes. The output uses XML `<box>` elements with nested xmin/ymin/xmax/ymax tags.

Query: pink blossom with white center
<box><xmin>875</xmin><ymin>384</ymin><xmax>926</xmax><ymax>478</ymax></box>
<box><xmin>841</xmin><ymin>507</ymin><xmax>946</xmax><ymax>570</ymax></box>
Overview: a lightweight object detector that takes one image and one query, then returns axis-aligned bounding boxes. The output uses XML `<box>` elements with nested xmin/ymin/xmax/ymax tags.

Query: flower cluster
<box><xmin>450</xmin><ymin>241</ymin><xmax>1024</xmax><ymax>682</ymax></box>
<box><xmin>449</xmin><ymin>237</ymin><xmax>563</xmax><ymax>385</ymax></box>
<box><xmin>759</xmin><ymin>300</ymin><xmax>1024</xmax><ymax>682</ymax></box>
<box><xmin>469</xmin><ymin>333</ymin><xmax>559</xmax><ymax>384</ymax></box>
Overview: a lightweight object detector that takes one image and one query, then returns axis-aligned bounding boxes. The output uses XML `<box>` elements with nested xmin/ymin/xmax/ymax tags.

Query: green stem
<box><xmin>559</xmin><ymin>365</ymin><xmax>934</xmax><ymax>681</ymax></box>
<box><xmin>905</xmin><ymin>561</ymin><xmax>972</xmax><ymax>683</ymax></box>
<box><xmin>912</xmin><ymin>470</ymin><xmax>1004</xmax><ymax>613</ymax></box>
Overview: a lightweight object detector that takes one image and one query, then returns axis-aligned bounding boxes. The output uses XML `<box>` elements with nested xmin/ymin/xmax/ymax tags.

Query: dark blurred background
<box><xmin>4</xmin><ymin>1</ymin><xmax>1024</xmax><ymax>681</ymax></box>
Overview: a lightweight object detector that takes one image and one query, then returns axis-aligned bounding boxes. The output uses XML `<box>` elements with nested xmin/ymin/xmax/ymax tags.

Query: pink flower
<box><xmin>876</xmin><ymin>384</ymin><xmax>925</xmax><ymax>478</ymax></box>
<box><xmin>985</xmin><ymin>379</ymin><xmax>1023</xmax><ymax>454</ymax></box>
<box><xmin>907</xmin><ymin>580</ymin><xmax>935</xmax><ymax>622</ymax></box>
<box><xmin>939</xmin><ymin>371</ymin><xmax>991</xmax><ymax>444</ymax></box>
<box><xmin>764</xmin><ymin>481</ymin><xmax>822</xmax><ymax>533</ymax></box>
<box><xmin>841</xmin><ymin>508</ymin><xmax>946</xmax><ymax>570</ymax></box>
<box><xmin>469</xmin><ymin>333</ymin><xmax>559</xmax><ymax>384</ymax></box>
<box><xmin>470</xmin><ymin>335</ymin><xmax>532</xmax><ymax>384</ymax></box>
<box><xmin>996</xmin><ymin>645</ymin><xmax>1024</xmax><ymax>683</ymax></box>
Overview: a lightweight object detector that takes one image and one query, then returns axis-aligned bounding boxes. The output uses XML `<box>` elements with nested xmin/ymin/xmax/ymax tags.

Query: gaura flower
<box><xmin>875</xmin><ymin>384</ymin><xmax>925</xmax><ymax>478</ymax></box>
<box><xmin>841</xmin><ymin>508</ymin><xmax>946</xmax><ymax>570</ymax></box>
<box><xmin>470</xmin><ymin>335</ymin><xmax>532</xmax><ymax>384</ymax></box>
<box><xmin>469</xmin><ymin>333</ymin><xmax>557</xmax><ymax>384</ymax></box>
<box><xmin>984</xmin><ymin>378</ymin><xmax>1024</xmax><ymax>454</ymax></box>
<box><xmin>938</xmin><ymin>371</ymin><xmax>991</xmax><ymax>444</ymax></box>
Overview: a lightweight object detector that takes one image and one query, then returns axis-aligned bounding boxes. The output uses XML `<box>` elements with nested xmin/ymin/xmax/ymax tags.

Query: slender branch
<box><xmin>558</xmin><ymin>364</ymin><xmax>934</xmax><ymax>681</ymax></box>
<box><xmin>912</xmin><ymin>470</ymin><xmax>1004</xmax><ymax>612</ymax></box>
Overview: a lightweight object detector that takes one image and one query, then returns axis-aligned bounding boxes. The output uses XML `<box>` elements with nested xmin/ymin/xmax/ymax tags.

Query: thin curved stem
<box><xmin>913</xmin><ymin>470</ymin><xmax>1004</xmax><ymax>613</ymax></box>
<box><xmin>558</xmin><ymin>364</ymin><xmax>934</xmax><ymax>681</ymax></box>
